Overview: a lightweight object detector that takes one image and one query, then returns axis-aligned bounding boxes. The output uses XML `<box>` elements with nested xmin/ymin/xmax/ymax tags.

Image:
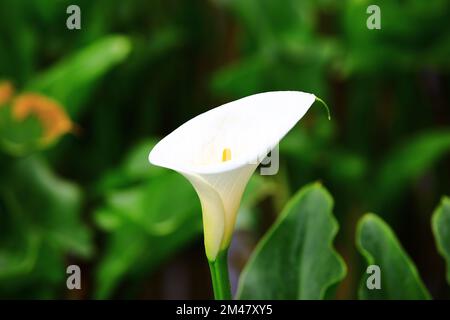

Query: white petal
<box><xmin>149</xmin><ymin>91</ymin><xmax>316</xmax><ymax>260</ymax></box>
<box><xmin>149</xmin><ymin>91</ymin><xmax>315</xmax><ymax>174</ymax></box>
<box><xmin>182</xmin><ymin>172</ymin><xmax>226</xmax><ymax>260</ymax></box>
<box><xmin>182</xmin><ymin>163</ymin><xmax>257</xmax><ymax>260</ymax></box>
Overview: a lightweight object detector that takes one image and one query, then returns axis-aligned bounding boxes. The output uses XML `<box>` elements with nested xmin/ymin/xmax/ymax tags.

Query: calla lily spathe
<box><xmin>149</xmin><ymin>91</ymin><xmax>316</xmax><ymax>260</ymax></box>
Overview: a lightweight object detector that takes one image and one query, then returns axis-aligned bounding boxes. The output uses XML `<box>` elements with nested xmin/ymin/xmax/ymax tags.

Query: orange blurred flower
<box><xmin>12</xmin><ymin>93</ymin><xmax>73</xmax><ymax>144</ymax></box>
<box><xmin>0</xmin><ymin>81</ymin><xmax>14</xmax><ymax>106</ymax></box>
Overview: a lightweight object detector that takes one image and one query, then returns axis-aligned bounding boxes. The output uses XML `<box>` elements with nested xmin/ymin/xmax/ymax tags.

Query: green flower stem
<box><xmin>208</xmin><ymin>249</ymin><xmax>232</xmax><ymax>300</ymax></box>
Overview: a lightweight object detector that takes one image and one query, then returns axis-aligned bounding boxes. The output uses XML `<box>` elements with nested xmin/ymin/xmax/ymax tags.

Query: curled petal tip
<box><xmin>315</xmin><ymin>96</ymin><xmax>331</xmax><ymax>120</ymax></box>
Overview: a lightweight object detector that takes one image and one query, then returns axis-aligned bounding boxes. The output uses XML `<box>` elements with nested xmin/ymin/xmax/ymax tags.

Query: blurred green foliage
<box><xmin>0</xmin><ymin>0</ymin><xmax>449</xmax><ymax>299</ymax></box>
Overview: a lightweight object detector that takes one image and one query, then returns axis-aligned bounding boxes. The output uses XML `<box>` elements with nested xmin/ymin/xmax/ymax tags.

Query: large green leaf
<box><xmin>431</xmin><ymin>196</ymin><xmax>450</xmax><ymax>285</ymax></box>
<box><xmin>356</xmin><ymin>213</ymin><xmax>431</xmax><ymax>299</ymax></box>
<box><xmin>237</xmin><ymin>183</ymin><xmax>346</xmax><ymax>299</ymax></box>
<box><xmin>27</xmin><ymin>35</ymin><xmax>131</xmax><ymax>117</ymax></box>
<box><xmin>373</xmin><ymin>130</ymin><xmax>450</xmax><ymax>210</ymax></box>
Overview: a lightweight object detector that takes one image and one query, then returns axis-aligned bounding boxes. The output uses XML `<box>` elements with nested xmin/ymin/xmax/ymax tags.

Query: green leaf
<box><xmin>237</xmin><ymin>183</ymin><xmax>346</xmax><ymax>299</ymax></box>
<box><xmin>95</xmin><ymin>138</ymin><xmax>165</xmax><ymax>194</ymax></box>
<box><xmin>0</xmin><ymin>156</ymin><xmax>92</xmax><ymax>297</ymax></box>
<box><xmin>7</xmin><ymin>156</ymin><xmax>93</xmax><ymax>258</ymax></box>
<box><xmin>0</xmin><ymin>188</ymin><xmax>41</xmax><ymax>279</ymax></box>
<box><xmin>0</xmin><ymin>105</ymin><xmax>43</xmax><ymax>156</ymax></box>
<box><xmin>104</xmin><ymin>174</ymin><xmax>200</xmax><ymax>236</ymax></box>
<box><xmin>93</xmin><ymin>172</ymin><xmax>202</xmax><ymax>298</ymax></box>
<box><xmin>356</xmin><ymin>213</ymin><xmax>431</xmax><ymax>299</ymax></box>
<box><xmin>26</xmin><ymin>35</ymin><xmax>131</xmax><ymax>117</ymax></box>
<box><xmin>373</xmin><ymin>130</ymin><xmax>450</xmax><ymax>210</ymax></box>
<box><xmin>94</xmin><ymin>215</ymin><xmax>201</xmax><ymax>299</ymax></box>
<box><xmin>431</xmin><ymin>196</ymin><xmax>450</xmax><ymax>285</ymax></box>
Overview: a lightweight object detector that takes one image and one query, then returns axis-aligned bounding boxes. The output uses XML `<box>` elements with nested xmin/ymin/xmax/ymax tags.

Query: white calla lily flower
<box><xmin>149</xmin><ymin>91</ymin><xmax>319</xmax><ymax>261</ymax></box>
